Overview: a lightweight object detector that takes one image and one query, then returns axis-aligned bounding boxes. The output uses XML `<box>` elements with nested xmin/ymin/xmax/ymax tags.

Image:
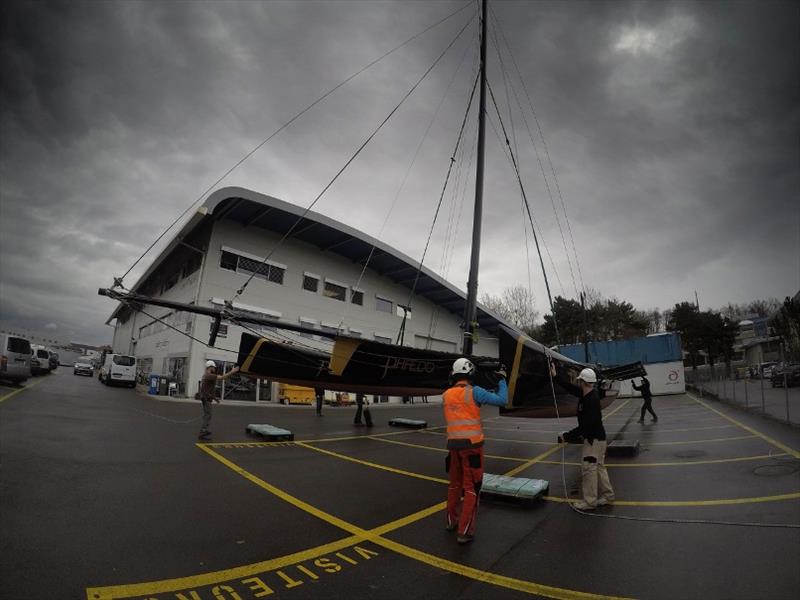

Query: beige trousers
<box><xmin>581</xmin><ymin>440</ymin><xmax>614</xmax><ymax>506</ymax></box>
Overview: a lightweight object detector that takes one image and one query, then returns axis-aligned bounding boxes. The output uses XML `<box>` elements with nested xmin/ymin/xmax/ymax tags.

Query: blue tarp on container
<box><xmin>560</xmin><ymin>333</ymin><xmax>682</xmax><ymax>367</ymax></box>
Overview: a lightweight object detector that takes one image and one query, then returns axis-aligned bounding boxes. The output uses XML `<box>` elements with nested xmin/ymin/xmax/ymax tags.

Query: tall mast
<box><xmin>462</xmin><ymin>0</ymin><xmax>487</xmax><ymax>356</ymax></box>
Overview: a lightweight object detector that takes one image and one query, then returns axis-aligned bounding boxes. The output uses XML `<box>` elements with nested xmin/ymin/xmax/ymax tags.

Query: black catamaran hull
<box><xmin>236</xmin><ymin>325</ymin><xmax>639</xmax><ymax>417</ymax></box>
<box><xmin>499</xmin><ymin>325</ymin><xmax>612</xmax><ymax>418</ymax></box>
<box><xmin>237</xmin><ymin>332</ymin><xmax>501</xmax><ymax>396</ymax></box>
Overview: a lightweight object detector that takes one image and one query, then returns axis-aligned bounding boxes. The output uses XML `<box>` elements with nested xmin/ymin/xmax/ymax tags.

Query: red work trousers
<box><xmin>446</xmin><ymin>446</ymin><xmax>484</xmax><ymax>537</ymax></box>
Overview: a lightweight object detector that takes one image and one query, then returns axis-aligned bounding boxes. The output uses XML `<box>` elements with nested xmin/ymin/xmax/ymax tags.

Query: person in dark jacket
<box><xmin>560</xmin><ymin>368</ymin><xmax>614</xmax><ymax>510</ymax></box>
<box><xmin>198</xmin><ymin>360</ymin><xmax>239</xmax><ymax>440</ymax></box>
<box><xmin>314</xmin><ymin>387</ymin><xmax>325</xmax><ymax>416</ymax></box>
<box><xmin>632</xmin><ymin>376</ymin><xmax>657</xmax><ymax>423</ymax></box>
<box><xmin>354</xmin><ymin>392</ymin><xmax>373</xmax><ymax>426</ymax></box>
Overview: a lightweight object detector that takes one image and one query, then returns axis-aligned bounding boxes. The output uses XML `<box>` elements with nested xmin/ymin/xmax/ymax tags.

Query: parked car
<box><xmin>30</xmin><ymin>345</ymin><xmax>52</xmax><ymax>375</ymax></box>
<box><xmin>758</xmin><ymin>362</ymin><xmax>777</xmax><ymax>379</ymax></box>
<box><xmin>73</xmin><ymin>361</ymin><xmax>94</xmax><ymax>377</ymax></box>
<box><xmin>771</xmin><ymin>363</ymin><xmax>800</xmax><ymax>388</ymax></box>
<box><xmin>99</xmin><ymin>354</ymin><xmax>137</xmax><ymax>387</ymax></box>
<box><xmin>0</xmin><ymin>333</ymin><xmax>32</xmax><ymax>384</ymax></box>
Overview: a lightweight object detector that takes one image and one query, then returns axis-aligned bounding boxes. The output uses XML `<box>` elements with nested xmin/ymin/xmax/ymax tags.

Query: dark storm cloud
<box><xmin>1</xmin><ymin>0</ymin><xmax>798</xmax><ymax>344</ymax></box>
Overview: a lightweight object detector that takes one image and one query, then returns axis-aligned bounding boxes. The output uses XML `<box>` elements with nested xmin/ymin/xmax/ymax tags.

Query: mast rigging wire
<box><xmin>113</xmin><ymin>1</ymin><xmax>475</xmax><ymax>289</ymax></box>
<box><xmin>489</xmin><ymin>5</ymin><xmax>586</xmax><ymax>296</ymax></box>
<box><xmin>484</xmin><ymin>107</ymin><xmax>564</xmax><ymax>298</ymax></box>
<box><xmin>485</xmin><ymin>81</ymin><xmax>561</xmax><ymax>346</ymax></box>
<box><xmin>397</xmin><ymin>71</ymin><xmax>480</xmax><ymax>345</ymax></box>
<box><xmin>231</xmin><ymin>11</ymin><xmax>477</xmax><ymax>302</ymax></box>
<box><xmin>336</xmin><ymin>25</ymin><xmax>478</xmax><ymax>334</ymax></box>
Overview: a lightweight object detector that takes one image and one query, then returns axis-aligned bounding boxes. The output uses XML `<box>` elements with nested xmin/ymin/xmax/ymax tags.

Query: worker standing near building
<box><xmin>443</xmin><ymin>358</ymin><xmax>507</xmax><ymax>544</ymax></box>
<box><xmin>198</xmin><ymin>360</ymin><xmax>239</xmax><ymax>440</ymax></box>
<box><xmin>314</xmin><ymin>386</ymin><xmax>325</xmax><ymax>416</ymax></box>
<box><xmin>632</xmin><ymin>376</ymin><xmax>657</xmax><ymax>423</ymax></box>
<box><xmin>560</xmin><ymin>368</ymin><xmax>614</xmax><ymax>510</ymax></box>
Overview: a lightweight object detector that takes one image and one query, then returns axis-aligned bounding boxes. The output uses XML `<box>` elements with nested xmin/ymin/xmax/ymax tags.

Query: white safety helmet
<box><xmin>205</xmin><ymin>360</ymin><xmax>217</xmax><ymax>369</ymax></box>
<box><xmin>451</xmin><ymin>357</ymin><xmax>475</xmax><ymax>377</ymax></box>
<box><xmin>577</xmin><ymin>368</ymin><xmax>597</xmax><ymax>384</ymax></box>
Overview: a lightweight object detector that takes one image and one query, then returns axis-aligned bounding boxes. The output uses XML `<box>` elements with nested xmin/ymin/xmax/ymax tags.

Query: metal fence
<box><xmin>685</xmin><ymin>369</ymin><xmax>799</xmax><ymax>426</ymax></box>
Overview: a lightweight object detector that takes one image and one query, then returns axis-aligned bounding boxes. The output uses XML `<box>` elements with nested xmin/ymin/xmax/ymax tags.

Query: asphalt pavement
<box><xmin>1</xmin><ymin>371</ymin><xmax>799</xmax><ymax>600</ymax></box>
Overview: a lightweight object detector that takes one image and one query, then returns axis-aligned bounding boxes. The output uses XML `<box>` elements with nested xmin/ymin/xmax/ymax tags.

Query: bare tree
<box><xmin>480</xmin><ymin>286</ymin><xmax>539</xmax><ymax>334</ymax></box>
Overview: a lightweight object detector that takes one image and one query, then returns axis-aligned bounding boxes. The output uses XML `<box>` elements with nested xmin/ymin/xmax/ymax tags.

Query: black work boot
<box><xmin>457</xmin><ymin>534</ymin><xmax>474</xmax><ymax>544</ymax></box>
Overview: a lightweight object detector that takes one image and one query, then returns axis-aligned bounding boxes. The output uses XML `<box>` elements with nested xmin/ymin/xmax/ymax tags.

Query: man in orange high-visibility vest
<box><xmin>443</xmin><ymin>358</ymin><xmax>507</xmax><ymax>544</ymax></box>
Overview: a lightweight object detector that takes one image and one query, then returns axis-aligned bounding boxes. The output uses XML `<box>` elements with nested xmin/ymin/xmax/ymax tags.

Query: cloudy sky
<box><xmin>1</xmin><ymin>0</ymin><xmax>798</xmax><ymax>345</ymax></box>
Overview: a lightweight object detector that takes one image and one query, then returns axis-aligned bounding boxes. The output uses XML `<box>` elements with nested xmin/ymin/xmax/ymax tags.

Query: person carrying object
<box><xmin>632</xmin><ymin>376</ymin><xmax>657</xmax><ymax>423</ymax></box>
<box><xmin>197</xmin><ymin>360</ymin><xmax>239</xmax><ymax>440</ymax></box>
<box><xmin>443</xmin><ymin>358</ymin><xmax>507</xmax><ymax>544</ymax></box>
<box><xmin>559</xmin><ymin>368</ymin><xmax>614</xmax><ymax>510</ymax></box>
<box><xmin>352</xmin><ymin>392</ymin><xmax>374</xmax><ymax>427</ymax></box>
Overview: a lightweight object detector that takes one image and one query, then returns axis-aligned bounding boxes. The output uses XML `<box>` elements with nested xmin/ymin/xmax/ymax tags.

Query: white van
<box><xmin>100</xmin><ymin>354</ymin><xmax>137</xmax><ymax>387</ymax></box>
<box><xmin>30</xmin><ymin>344</ymin><xmax>52</xmax><ymax>375</ymax></box>
<box><xmin>0</xmin><ymin>334</ymin><xmax>32</xmax><ymax>384</ymax></box>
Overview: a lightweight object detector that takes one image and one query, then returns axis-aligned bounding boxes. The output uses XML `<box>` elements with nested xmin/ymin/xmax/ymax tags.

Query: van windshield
<box><xmin>8</xmin><ymin>337</ymin><xmax>31</xmax><ymax>354</ymax></box>
<box><xmin>113</xmin><ymin>355</ymin><xmax>136</xmax><ymax>366</ymax></box>
<box><xmin>37</xmin><ymin>349</ymin><xmax>49</xmax><ymax>359</ymax></box>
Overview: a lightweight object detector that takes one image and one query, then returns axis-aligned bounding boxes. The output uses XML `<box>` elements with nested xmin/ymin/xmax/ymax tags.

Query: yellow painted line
<box><xmin>86</xmin><ymin>535</ymin><xmax>362</xmax><ymax>599</ymax></box>
<box><xmin>538</xmin><ymin>453</ymin><xmax>788</xmax><ymax>468</ymax></box>
<box><xmin>483</xmin><ymin>425</ymin><xmax>574</xmax><ymax>434</ymax></box>
<box><xmin>689</xmin><ymin>393</ymin><xmax>800</xmax><ymax>459</ymax></box>
<box><xmin>503</xmin><ymin>444</ymin><xmax>565</xmax><ymax>477</ymax></box>
<box><xmin>198</xmin><ymin>445</ymin><xmax>633</xmax><ymax>600</ymax></box>
<box><xmin>0</xmin><ymin>378</ymin><xmax>44</xmax><ymax>403</ymax></box>
<box><xmin>292</xmin><ymin>439</ymin><xmax>800</xmax><ymax>507</ymax></box>
<box><xmin>364</xmin><ymin>532</ymin><xmax>634</xmax><ymax>600</ymax></box>
<box><xmin>202</xmin><ymin>428</ymin><xmax>433</xmax><ymax>447</ymax></box>
<box><xmin>635</xmin><ymin>424</ymin><xmax>736</xmax><ymax>433</ymax></box>
<box><xmin>369</xmin><ymin>434</ymin><xmax>527</xmax><ymax>462</ymax></box>
<box><xmin>482</xmin><ymin>399</ymin><xmax>631</xmax><ymax>435</ymax></box>
<box><xmin>543</xmin><ymin>492</ymin><xmax>800</xmax><ymax>507</ymax></box>
<box><xmin>308</xmin><ymin>428</ymin><xmax>442</xmax><ymax>443</ymax></box>
<box><xmin>420</xmin><ymin>429</ymin><xmax>554</xmax><ymax>445</ymax></box>
<box><xmin>648</xmin><ymin>435</ymin><xmax>758</xmax><ymax>446</ymax></box>
<box><xmin>296</xmin><ymin>441</ymin><xmax>450</xmax><ymax>484</ymax></box>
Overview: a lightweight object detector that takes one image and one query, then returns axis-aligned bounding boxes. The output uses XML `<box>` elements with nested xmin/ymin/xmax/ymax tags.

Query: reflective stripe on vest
<box><xmin>443</xmin><ymin>384</ymin><xmax>484</xmax><ymax>445</ymax></box>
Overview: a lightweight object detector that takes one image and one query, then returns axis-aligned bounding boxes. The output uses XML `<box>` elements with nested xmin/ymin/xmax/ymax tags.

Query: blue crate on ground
<box><xmin>388</xmin><ymin>418</ymin><xmax>427</xmax><ymax>429</ymax></box>
<box><xmin>245</xmin><ymin>424</ymin><xmax>294</xmax><ymax>441</ymax></box>
<box><xmin>481</xmin><ymin>473</ymin><xmax>549</xmax><ymax>502</ymax></box>
<box><xmin>607</xmin><ymin>439</ymin><xmax>640</xmax><ymax>457</ymax></box>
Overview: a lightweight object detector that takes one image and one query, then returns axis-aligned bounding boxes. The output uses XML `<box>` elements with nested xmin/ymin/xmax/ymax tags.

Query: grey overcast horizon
<box><xmin>1</xmin><ymin>0</ymin><xmax>798</xmax><ymax>346</ymax></box>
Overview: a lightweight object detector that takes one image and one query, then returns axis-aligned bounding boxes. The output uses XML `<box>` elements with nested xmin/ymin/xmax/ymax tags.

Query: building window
<box><xmin>376</xmin><ymin>296</ymin><xmax>393</xmax><ymax>313</ymax></box>
<box><xmin>220</xmin><ymin>251</ymin><xmax>238</xmax><ymax>271</ymax></box>
<box><xmin>374</xmin><ymin>335</ymin><xmax>393</xmax><ymax>344</ymax></box>
<box><xmin>324</xmin><ymin>281</ymin><xmax>346</xmax><ymax>302</ymax></box>
<box><xmin>397</xmin><ymin>305</ymin><xmax>411</xmax><ymax>319</ymax></box>
<box><xmin>237</xmin><ymin>257</ymin><xmax>269</xmax><ymax>280</ymax></box>
<box><xmin>351</xmin><ymin>290</ymin><xmax>364</xmax><ymax>306</ymax></box>
<box><xmin>303</xmin><ymin>274</ymin><xmax>319</xmax><ymax>292</ymax></box>
<box><xmin>221</xmin><ymin>250</ymin><xmax>284</xmax><ymax>285</ymax></box>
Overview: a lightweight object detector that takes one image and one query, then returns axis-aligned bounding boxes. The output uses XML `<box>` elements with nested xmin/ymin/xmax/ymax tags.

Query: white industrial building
<box><xmin>107</xmin><ymin>187</ymin><xmax>510</xmax><ymax>401</ymax></box>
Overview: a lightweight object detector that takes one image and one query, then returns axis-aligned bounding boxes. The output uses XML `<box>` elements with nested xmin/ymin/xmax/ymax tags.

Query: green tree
<box><xmin>769</xmin><ymin>295</ymin><xmax>800</xmax><ymax>361</ymax></box>
<box><xmin>539</xmin><ymin>296</ymin><xmax>585</xmax><ymax>346</ymax></box>
<box><xmin>667</xmin><ymin>302</ymin><xmax>703</xmax><ymax>371</ymax></box>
